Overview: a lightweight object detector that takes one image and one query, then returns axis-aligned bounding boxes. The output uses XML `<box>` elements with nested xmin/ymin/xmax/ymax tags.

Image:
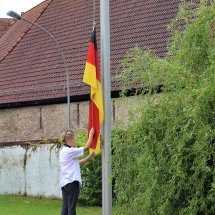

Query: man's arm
<box><xmin>79</xmin><ymin>152</ymin><xmax>95</xmax><ymax>165</ymax></box>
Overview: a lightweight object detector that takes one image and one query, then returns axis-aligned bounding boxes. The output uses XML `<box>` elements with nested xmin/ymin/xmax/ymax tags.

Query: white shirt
<box><xmin>60</xmin><ymin>146</ymin><xmax>84</xmax><ymax>188</ymax></box>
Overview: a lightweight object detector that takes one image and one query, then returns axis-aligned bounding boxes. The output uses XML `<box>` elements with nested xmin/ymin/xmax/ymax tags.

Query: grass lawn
<box><xmin>0</xmin><ymin>195</ymin><xmax>102</xmax><ymax>215</ymax></box>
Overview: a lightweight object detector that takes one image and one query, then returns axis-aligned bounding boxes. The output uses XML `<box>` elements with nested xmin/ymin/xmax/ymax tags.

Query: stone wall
<box><xmin>0</xmin><ymin>97</ymin><xmax>138</xmax><ymax>144</ymax></box>
<box><xmin>0</xmin><ymin>102</ymin><xmax>88</xmax><ymax>143</ymax></box>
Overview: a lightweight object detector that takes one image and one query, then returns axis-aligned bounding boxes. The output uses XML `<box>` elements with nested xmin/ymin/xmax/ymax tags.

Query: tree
<box><xmin>112</xmin><ymin>1</ymin><xmax>215</xmax><ymax>214</ymax></box>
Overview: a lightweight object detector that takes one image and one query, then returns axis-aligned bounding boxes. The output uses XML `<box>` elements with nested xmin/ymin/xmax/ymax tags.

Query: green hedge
<box><xmin>112</xmin><ymin>1</ymin><xmax>215</xmax><ymax>214</ymax></box>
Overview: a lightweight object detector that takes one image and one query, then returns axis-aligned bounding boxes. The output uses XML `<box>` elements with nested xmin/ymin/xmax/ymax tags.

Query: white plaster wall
<box><xmin>0</xmin><ymin>146</ymin><xmax>26</xmax><ymax>195</ymax></box>
<box><xmin>0</xmin><ymin>144</ymin><xmax>62</xmax><ymax>198</ymax></box>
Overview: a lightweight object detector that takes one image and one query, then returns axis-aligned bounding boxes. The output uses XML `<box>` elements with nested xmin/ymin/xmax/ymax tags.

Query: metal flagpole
<box><xmin>100</xmin><ymin>0</ymin><xmax>112</xmax><ymax>215</ymax></box>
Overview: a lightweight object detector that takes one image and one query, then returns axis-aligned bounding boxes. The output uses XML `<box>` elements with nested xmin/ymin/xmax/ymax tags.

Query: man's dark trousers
<box><xmin>61</xmin><ymin>181</ymin><xmax>79</xmax><ymax>215</ymax></box>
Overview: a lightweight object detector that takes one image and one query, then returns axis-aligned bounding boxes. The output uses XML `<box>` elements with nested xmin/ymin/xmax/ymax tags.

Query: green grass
<box><xmin>0</xmin><ymin>195</ymin><xmax>102</xmax><ymax>215</ymax></box>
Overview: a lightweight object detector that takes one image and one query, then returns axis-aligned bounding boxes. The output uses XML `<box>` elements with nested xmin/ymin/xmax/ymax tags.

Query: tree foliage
<box><xmin>112</xmin><ymin>1</ymin><xmax>215</xmax><ymax>214</ymax></box>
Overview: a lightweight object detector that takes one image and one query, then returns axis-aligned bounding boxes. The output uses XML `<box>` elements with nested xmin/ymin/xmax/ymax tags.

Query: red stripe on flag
<box><xmin>88</xmin><ymin>100</ymin><xmax>100</xmax><ymax>149</ymax></box>
<box><xmin>86</xmin><ymin>42</ymin><xmax>96</xmax><ymax>66</ymax></box>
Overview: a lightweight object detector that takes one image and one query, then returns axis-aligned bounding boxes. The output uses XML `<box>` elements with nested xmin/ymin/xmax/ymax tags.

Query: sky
<box><xmin>0</xmin><ymin>0</ymin><xmax>45</xmax><ymax>18</ymax></box>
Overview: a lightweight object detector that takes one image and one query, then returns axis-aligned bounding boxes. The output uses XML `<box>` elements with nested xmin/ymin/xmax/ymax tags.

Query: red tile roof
<box><xmin>0</xmin><ymin>18</ymin><xmax>14</xmax><ymax>38</ymax></box>
<box><xmin>0</xmin><ymin>0</ymin><xmax>182</xmax><ymax>107</ymax></box>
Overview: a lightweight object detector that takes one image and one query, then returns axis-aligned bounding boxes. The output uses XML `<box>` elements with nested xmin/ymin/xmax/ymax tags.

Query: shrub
<box><xmin>112</xmin><ymin>1</ymin><xmax>215</xmax><ymax>214</ymax></box>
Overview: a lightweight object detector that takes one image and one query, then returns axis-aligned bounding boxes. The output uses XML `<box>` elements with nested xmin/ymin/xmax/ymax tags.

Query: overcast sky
<box><xmin>0</xmin><ymin>0</ymin><xmax>44</xmax><ymax>18</ymax></box>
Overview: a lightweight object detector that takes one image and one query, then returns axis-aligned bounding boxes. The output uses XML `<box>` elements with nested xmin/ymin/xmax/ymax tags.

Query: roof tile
<box><xmin>0</xmin><ymin>0</ymin><xmax>182</xmax><ymax>106</ymax></box>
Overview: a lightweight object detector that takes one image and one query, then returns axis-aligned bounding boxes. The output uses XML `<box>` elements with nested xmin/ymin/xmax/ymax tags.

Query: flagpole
<box><xmin>100</xmin><ymin>0</ymin><xmax>112</xmax><ymax>215</ymax></box>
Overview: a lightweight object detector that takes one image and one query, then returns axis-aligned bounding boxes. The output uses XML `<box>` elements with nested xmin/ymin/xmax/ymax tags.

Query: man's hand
<box><xmin>89</xmin><ymin>127</ymin><xmax>95</xmax><ymax>138</ymax></box>
<box><xmin>89</xmin><ymin>151</ymin><xmax>96</xmax><ymax>159</ymax></box>
<box><xmin>84</xmin><ymin>127</ymin><xmax>95</xmax><ymax>151</ymax></box>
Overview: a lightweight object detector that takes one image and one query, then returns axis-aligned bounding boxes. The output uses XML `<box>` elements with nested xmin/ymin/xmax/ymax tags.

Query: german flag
<box><xmin>83</xmin><ymin>27</ymin><xmax>103</xmax><ymax>154</ymax></box>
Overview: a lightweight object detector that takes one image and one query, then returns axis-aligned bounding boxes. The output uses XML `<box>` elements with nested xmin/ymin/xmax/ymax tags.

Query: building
<box><xmin>0</xmin><ymin>18</ymin><xmax>14</xmax><ymax>38</ymax></box>
<box><xmin>0</xmin><ymin>0</ymin><xmax>182</xmax><ymax>145</ymax></box>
